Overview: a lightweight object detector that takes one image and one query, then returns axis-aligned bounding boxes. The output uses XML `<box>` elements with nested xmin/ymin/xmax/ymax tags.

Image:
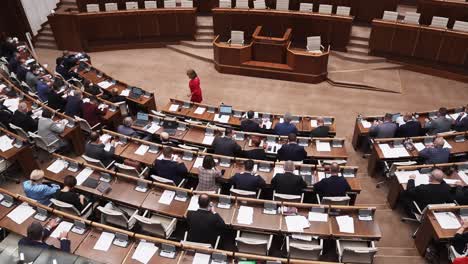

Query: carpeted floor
<box><xmin>31</xmin><ymin>46</ymin><xmax>468</xmax><ymax>263</ymax></box>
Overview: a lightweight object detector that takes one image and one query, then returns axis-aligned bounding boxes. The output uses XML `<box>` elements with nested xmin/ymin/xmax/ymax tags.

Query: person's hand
<box><xmin>424</xmin><ymin>118</ymin><xmax>430</xmax><ymax>123</ymax></box>
<box><xmin>372</xmin><ymin>120</ymin><xmax>379</xmax><ymax>126</ymax></box>
<box><xmin>58</xmin><ymin>231</ymin><xmax>68</xmax><ymax>240</ymax></box>
<box><xmin>79</xmin><ymin>194</ymin><xmax>85</xmax><ymax>204</ymax></box>
<box><xmin>48</xmin><ymin>218</ymin><xmax>60</xmax><ymax>229</ymax></box>
<box><xmin>176</xmin><ymin>156</ymin><xmax>183</xmax><ymax>163</ymax></box>
<box><xmin>409</xmin><ymin>174</ymin><xmax>416</xmax><ymax>180</ymax></box>
<box><xmin>210</xmin><ymin>203</ymin><xmax>216</xmax><ymax>214</ymax></box>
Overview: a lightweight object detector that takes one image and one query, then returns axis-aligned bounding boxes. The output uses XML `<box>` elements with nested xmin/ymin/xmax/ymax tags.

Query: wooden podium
<box><xmin>213</xmin><ymin>26</ymin><xmax>329</xmax><ymax>84</ymax></box>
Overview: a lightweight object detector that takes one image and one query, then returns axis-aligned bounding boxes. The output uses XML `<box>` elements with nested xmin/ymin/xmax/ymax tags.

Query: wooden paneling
<box><xmin>0</xmin><ymin>0</ymin><xmax>31</xmax><ymax>41</ymax></box>
<box><xmin>417</xmin><ymin>0</ymin><xmax>468</xmax><ymax>28</ymax></box>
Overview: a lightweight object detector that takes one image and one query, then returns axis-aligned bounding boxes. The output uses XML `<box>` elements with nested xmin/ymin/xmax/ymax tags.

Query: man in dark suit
<box><xmin>84</xmin><ymin>132</ymin><xmax>115</xmax><ymax>166</ymax></box>
<box><xmin>271</xmin><ymin>161</ymin><xmax>307</xmax><ymax>195</ymax></box>
<box><xmin>244</xmin><ymin>136</ymin><xmax>267</xmax><ymax>160</ymax></box>
<box><xmin>419</xmin><ymin>137</ymin><xmax>450</xmax><ymax>164</ymax></box>
<box><xmin>11</xmin><ymin>102</ymin><xmax>38</xmax><ymax>133</ymax></box>
<box><xmin>277</xmin><ymin>133</ymin><xmax>307</xmax><ymax>161</ymax></box>
<box><xmin>240</xmin><ymin>111</ymin><xmax>261</xmax><ymax>132</ymax></box>
<box><xmin>186</xmin><ymin>194</ymin><xmax>226</xmax><ymax>247</ymax></box>
<box><xmin>310</xmin><ymin>118</ymin><xmax>330</xmax><ymax>138</ymax></box>
<box><xmin>212</xmin><ymin>128</ymin><xmax>242</xmax><ymax>157</ymax></box>
<box><xmin>314</xmin><ymin>162</ymin><xmax>351</xmax><ymax>198</ymax></box>
<box><xmin>230</xmin><ymin>159</ymin><xmax>266</xmax><ymax>192</ymax></box>
<box><xmin>274</xmin><ymin>112</ymin><xmax>298</xmax><ymax>136</ymax></box>
<box><xmin>454</xmin><ymin>106</ymin><xmax>468</xmax><ymax>132</ymax></box>
<box><xmin>424</xmin><ymin>107</ymin><xmax>452</xmax><ymax>135</ymax></box>
<box><xmin>18</xmin><ymin>219</ymin><xmax>71</xmax><ymax>253</ymax></box>
<box><xmin>150</xmin><ymin>147</ymin><xmax>188</xmax><ymax>185</ymax></box>
<box><xmin>64</xmin><ymin>90</ymin><xmax>83</xmax><ymax>117</ymax></box>
<box><xmin>403</xmin><ymin>169</ymin><xmax>452</xmax><ymax>215</ymax></box>
<box><xmin>396</xmin><ymin>113</ymin><xmax>423</xmax><ymax>137</ymax></box>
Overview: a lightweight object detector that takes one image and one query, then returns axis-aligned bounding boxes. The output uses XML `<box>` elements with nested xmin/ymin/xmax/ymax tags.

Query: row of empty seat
<box><xmin>86</xmin><ymin>1</ymin><xmax>194</xmax><ymax>11</ymax></box>
<box><xmin>381</xmin><ymin>11</ymin><xmax>468</xmax><ymax>32</ymax></box>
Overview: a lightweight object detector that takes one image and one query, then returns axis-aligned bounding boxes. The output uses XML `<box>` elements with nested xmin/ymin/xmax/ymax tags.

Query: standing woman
<box><xmin>186</xmin><ymin>69</ymin><xmax>203</xmax><ymax>103</ymax></box>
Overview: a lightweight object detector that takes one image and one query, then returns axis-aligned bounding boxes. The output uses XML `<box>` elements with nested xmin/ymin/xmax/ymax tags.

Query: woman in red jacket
<box><xmin>186</xmin><ymin>69</ymin><xmax>203</xmax><ymax>103</ymax></box>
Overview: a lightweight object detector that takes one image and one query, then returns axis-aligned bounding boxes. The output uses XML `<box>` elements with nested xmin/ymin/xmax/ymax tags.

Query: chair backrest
<box><xmin>86</xmin><ymin>4</ymin><xmax>100</xmax><ymax>12</ymax></box>
<box><xmin>306</xmin><ymin>36</ymin><xmax>321</xmax><ymax>51</ymax></box>
<box><xmin>97</xmin><ymin>206</ymin><xmax>129</xmax><ymax>229</ymax></box>
<box><xmin>28</xmin><ymin>132</ymin><xmax>56</xmax><ymax>152</ymax></box>
<box><xmin>275</xmin><ymin>0</ymin><xmax>289</xmax><ymax>10</ymax></box>
<box><xmin>236</xmin><ymin>236</ymin><xmax>269</xmax><ymax>255</ymax></box>
<box><xmin>82</xmin><ymin>154</ymin><xmax>106</xmax><ymax>168</ymax></box>
<box><xmin>133</xmin><ymin>215</ymin><xmax>167</xmax><ymax>237</ymax></box>
<box><xmin>164</xmin><ymin>0</ymin><xmax>176</xmax><ymax>8</ymax></box>
<box><xmin>342</xmin><ymin>245</ymin><xmax>378</xmax><ymax>263</ymax></box>
<box><xmin>50</xmin><ymin>198</ymin><xmax>81</xmax><ymax>216</ymax></box>
<box><xmin>289</xmin><ymin>239</ymin><xmax>322</xmax><ymax>260</ymax></box>
<box><xmin>236</xmin><ymin>0</ymin><xmax>249</xmax><ymax>8</ymax></box>
<box><xmin>230</xmin><ymin>188</ymin><xmax>256</xmax><ymax>198</ymax></box>
<box><xmin>144</xmin><ymin>1</ymin><xmax>158</xmax><ymax>8</ymax></box>
<box><xmin>105</xmin><ymin>3</ymin><xmax>118</xmax><ymax>11</ymax></box>
<box><xmin>430</xmin><ymin>16</ymin><xmax>449</xmax><ymax>28</ymax></box>
<box><xmin>336</xmin><ymin>6</ymin><xmax>350</xmax><ymax>16</ymax></box>
<box><xmin>299</xmin><ymin>3</ymin><xmax>312</xmax><ymax>11</ymax></box>
<box><xmin>453</xmin><ymin>20</ymin><xmax>468</xmax><ymax>32</ymax></box>
<box><xmin>126</xmin><ymin>1</ymin><xmax>139</xmax><ymax>9</ymax></box>
<box><xmin>151</xmin><ymin>175</ymin><xmax>176</xmax><ymax>186</ymax></box>
<box><xmin>273</xmin><ymin>192</ymin><xmax>302</xmax><ymax>202</ymax></box>
<box><xmin>404</xmin><ymin>12</ymin><xmax>421</xmax><ymax>25</ymax></box>
<box><xmin>254</xmin><ymin>0</ymin><xmax>266</xmax><ymax>9</ymax></box>
<box><xmin>318</xmin><ymin>4</ymin><xmax>332</xmax><ymax>14</ymax></box>
<box><xmin>75</xmin><ymin>116</ymin><xmax>93</xmax><ymax>133</ymax></box>
<box><xmin>231</xmin><ymin>31</ymin><xmax>244</xmax><ymax>45</ymax></box>
<box><xmin>321</xmin><ymin>196</ymin><xmax>350</xmax><ymax>205</ymax></box>
<box><xmin>219</xmin><ymin>0</ymin><xmax>232</xmax><ymax>8</ymax></box>
<box><xmin>181</xmin><ymin>0</ymin><xmax>193</xmax><ymax>7</ymax></box>
<box><xmin>114</xmin><ymin>163</ymin><xmax>140</xmax><ymax>177</ymax></box>
<box><xmin>10</xmin><ymin>124</ymin><xmax>31</xmax><ymax>143</ymax></box>
<box><xmin>382</xmin><ymin>11</ymin><xmax>398</xmax><ymax>21</ymax></box>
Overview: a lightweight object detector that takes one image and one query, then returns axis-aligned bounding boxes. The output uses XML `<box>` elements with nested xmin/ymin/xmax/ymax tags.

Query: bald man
<box><xmin>405</xmin><ymin>169</ymin><xmax>452</xmax><ymax>213</ymax></box>
<box><xmin>419</xmin><ymin>137</ymin><xmax>450</xmax><ymax>164</ymax></box>
<box><xmin>271</xmin><ymin>160</ymin><xmax>307</xmax><ymax>195</ymax></box>
<box><xmin>11</xmin><ymin>102</ymin><xmax>38</xmax><ymax>132</ymax></box>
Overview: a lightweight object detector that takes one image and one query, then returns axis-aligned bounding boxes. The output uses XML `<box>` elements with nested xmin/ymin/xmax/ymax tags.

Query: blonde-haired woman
<box><xmin>23</xmin><ymin>169</ymin><xmax>60</xmax><ymax>205</ymax></box>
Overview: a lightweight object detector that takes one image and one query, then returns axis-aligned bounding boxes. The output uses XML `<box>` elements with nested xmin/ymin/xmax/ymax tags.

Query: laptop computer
<box><xmin>134</xmin><ymin>112</ymin><xmax>149</xmax><ymax>127</ymax></box>
<box><xmin>219</xmin><ymin>105</ymin><xmax>232</xmax><ymax>116</ymax></box>
<box><xmin>162</xmin><ymin>120</ymin><xmax>178</xmax><ymax>135</ymax></box>
<box><xmin>129</xmin><ymin>87</ymin><xmax>143</xmax><ymax>99</ymax></box>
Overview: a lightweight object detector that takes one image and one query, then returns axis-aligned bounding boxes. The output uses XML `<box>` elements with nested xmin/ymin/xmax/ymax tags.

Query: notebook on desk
<box><xmin>82</xmin><ymin>177</ymin><xmax>99</xmax><ymax>189</ymax></box>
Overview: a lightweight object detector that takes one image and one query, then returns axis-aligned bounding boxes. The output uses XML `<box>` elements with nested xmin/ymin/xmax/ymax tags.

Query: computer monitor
<box><xmin>137</xmin><ymin>112</ymin><xmax>149</xmax><ymax>121</ymax></box>
<box><xmin>162</xmin><ymin>120</ymin><xmax>178</xmax><ymax>130</ymax></box>
<box><xmin>219</xmin><ymin>105</ymin><xmax>232</xmax><ymax>115</ymax></box>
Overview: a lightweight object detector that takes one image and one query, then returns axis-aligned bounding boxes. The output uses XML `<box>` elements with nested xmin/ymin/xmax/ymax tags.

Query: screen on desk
<box><xmin>220</xmin><ymin>105</ymin><xmax>232</xmax><ymax>115</ymax></box>
<box><xmin>137</xmin><ymin>112</ymin><xmax>149</xmax><ymax>121</ymax></box>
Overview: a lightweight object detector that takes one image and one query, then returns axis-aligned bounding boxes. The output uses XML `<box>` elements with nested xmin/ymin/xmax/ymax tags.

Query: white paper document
<box><xmin>444</xmin><ymin>179</ymin><xmax>460</xmax><ymax>185</ymax></box>
<box><xmin>76</xmin><ymin>167</ymin><xmax>94</xmax><ymax>186</ymax></box>
<box><xmin>459</xmin><ymin>171</ymin><xmax>468</xmax><ymax>185</ymax></box>
<box><xmin>434</xmin><ymin>212</ymin><xmax>461</xmax><ymax>229</ymax></box>
<box><xmin>7</xmin><ymin>202</ymin><xmax>36</xmax><ymax>224</ymax></box>
<box><xmin>120</xmin><ymin>89</ymin><xmax>131</xmax><ymax>96</ymax></box>
<box><xmin>414</xmin><ymin>174</ymin><xmax>430</xmax><ymax>186</ymax></box>
<box><xmin>0</xmin><ymin>135</ymin><xmax>14</xmax><ymax>152</ymax></box>
<box><xmin>194</xmin><ymin>107</ymin><xmax>206</xmax><ymax>115</ymax></box>
<box><xmin>47</xmin><ymin>159</ymin><xmax>67</xmax><ymax>174</ymax></box>
<box><xmin>3</xmin><ymin>98</ymin><xmax>19</xmax><ymax>112</ymax></box>
<box><xmin>336</xmin><ymin>215</ymin><xmax>355</xmax><ymax>233</ymax></box>
<box><xmin>308</xmin><ymin>212</ymin><xmax>328</xmax><ymax>222</ymax></box>
<box><xmin>168</xmin><ymin>104</ymin><xmax>179</xmax><ymax>112</ymax></box>
<box><xmin>310</xmin><ymin>120</ymin><xmax>318</xmax><ymax>127</ymax></box>
<box><xmin>193</xmin><ymin>253</ymin><xmax>211</xmax><ymax>264</ymax></box>
<box><xmin>97</xmin><ymin>81</ymin><xmax>113</xmax><ymax>89</ymax></box>
<box><xmin>50</xmin><ymin>221</ymin><xmax>74</xmax><ymax>238</ymax></box>
<box><xmin>316</xmin><ymin>141</ymin><xmax>331</xmax><ymax>152</ymax></box>
<box><xmin>188</xmin><ymin>195</ymin><xmax>199</xmax><ymax>211</ymax></box>
<box><xmin>378</xmin><ymin>144</ymin><xmax>410</xmax><ymax>158</ymax></box>
<box><xmin>135</xmin><ymin>145</ymin><xmax>149</xmax><ymax>155</ymax></box>
<box><xmin>193</xmin><ymin>157</ymin><xmax>204</xmax><ymax>168</ymax></box>
<box><xmin>395</xmin><ymin>170</ymin><xmax>420</xmax><ymax>184</ymax></box>
<box><xmin>214</xmin><ymin>114</ymin><xmax>230</xmax><ymax>123</ymax></box>
<box><xmin>414</xmin><ymin>142</ymin><xmax>426</xmax><ymax>152</ymax></box>
<box><xmin>361</xmin><ymin>120</ymin><xmax>372</xmax><ymax>128</ymax></box>
<box><xmin>285</xmin><ymin>215</ymin><xmax>310</xmax><ymax>232</ymax></box>
<box><xmin>237</xmin><ymin>206</ymin><xmax>254</xmax><ymax>225</ymax></box>
<box><xmin>262</xmin><ymin>120</ymin><xmax>272</xmax><ymax>130</ymax></box>
<box><xmin>93</xmin><ymin>232</ymin><xmax>115</xmax><ymax>251</ymax></box>
<box><xmin>158</xmin><ymin>190</ymin><xmax>175</xmax><ymax>205</ymax></box>
<box><xmin>443</xmin><ymin>139</ymin><xmax>452</xmax><ymax>149</ymax></box>
<box><xmin>146</xmin><ymin>123</ymin><xmax>161</xmax><ymax>134</ymax></box>
<box><xmin>100</xmin><ymin>134</ymin><xmax>112</xmax><ymax>144</ymax></box>
<box><xmin>132</xmin><ymin>241</ymin><xmax>158</xmax><ymax>264</ymax></box>
<box><xmin>202</xmin><ymin>135</ymin><xmax>215</xmax><ymax>145</ymax></box>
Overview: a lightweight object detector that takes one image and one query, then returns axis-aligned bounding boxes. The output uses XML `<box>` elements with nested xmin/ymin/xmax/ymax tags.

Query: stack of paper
<box><xmin>308</xmin><ymin>212</ymin><xmax>328</xmax><ymax>222</ymax></box>
<box><xmin>32</xmin><ymin>110</ymin><xmax>43</xmax><ymax>119</ymax></box>
<box><xmin>336</xmin><ymin>215</ymin><xmax>354</xmax><ymax>233</ymax></box>
<box><xmin>120</xmin><ymin>89</ymin><xmax>131</xmax><ymax>96</ymax></box>
<box><xmin>361</xmin><ymin>120</ymin><xmax>372</xmax><ymax>128</ymax></box>
<box><xmin>76</xmin><ymin>168</ymin><xmax>94</xmax><ymax>185</ymax></box>
<box><xmin>310</xmin><ymin>120</ymin><xmax>318</xmax><ymax>127</ymax></box>
<box><xmin>414</xmin><ymin>174</ymin><xmax>430</xmax><ymax>186</ymax></box>
<box><xmin>135</xmin><ymin>145</ymin><xmax>149</xmax><ymax>155</ymax></box>
<box><xmin>395</xmin><ymin>170</ymin><xmax>420</xmax><ymax>184</ymax></box>
<box><xmin>202</xmin><ymin>135</ymin><xmax>215</xmax><ymax>145</ymax></box>
<box><xmin>50</xmin><ymin>221</ymin><xmax>74</xmax><ymax>238</ymax></box>
<box><xmin>158</xmin><ymin>190</ymin><xmax>175</xmax><ymax>205</ymax></box>
<box><xmin>0</xmin><ymin>135</ymin><xmax>14</xmax><ymax>152</ymax></box>
<box><xmin>192</xmin><ymin>253</ymin><xmax>211</xmax><ymax>264</ymax></box>
<box><xmin>188</xmin><ymin>195</ymin><xmax>199</xmax><ymax>211</ymax></box>
<box><xmin>47</xmin><ymin>159</ymin><xmax>67</xmax><ymax>174</ymax></box>
<box><xmin>132</xmin><ymin>241</ymin><xmax>158</xmax><ymax>264</ymax></box>
<box><xmin>262</xmin><ymin>120</ymin><xmax>272</xmax><ymax>129</ymax></box>
<box><xmin>146</xmin><ymin>123</ymin><xmax>161</xmax><ymax>134</ymax></box>
<box><xmin>214</xmin><ymin>114</ymin><xmax>230</xmax><ymax>123</ymax></box>
<box><xmin>168</xmin><ymin>104</ymin><xmax>179</xmax><ymax>112</ymax></box>
<box><xmin>97</xmin><ymin>81</ymin><xmax>113</xmax><ymax>89</ymax></box>
<box><xmin>93</xmin><ymin>232</ymin><xmax>115</xmax><ymax>251</ymax></box>
<box><xmin>194</xmin><ymin>107</ymin><xmax>206</xmax><ymax>115</ymax></box>
<box><xmin>434</xmin><ymin>212</ymin><xmax>461</xmax><ymax>229</ymax></box>
<box><xmin>378</xmin><ymin>144</ymin><xmax>410</xmax><ymax>158</ymax></box>
<box><xmin>3</xmin><ymin>98</ymin><xmax>19</xmax><ymax>112</ymax></box>
<box><xmin>413</xmin><ymin>142</ymin><xmax>426</xmax><ymax>152</ymax></box>
<box><xmin>100</xmin><ymin>134</ymin><xmax>112</xmax><ymax>144</ymax></box>
<box><xmin>237</xmin><ymin>206</ymin><xmax>254</xmax><ymax>225</ymax></box>
<box><xmin>316</xmin><ymin>141</ymin><xmax>331</xmax><ymax>152</ymax></box>
<box><xmin>285</xmin><ymin>215</ymin><xmax>310</xmax><ymax>232</ymax></box>
<box><xmin>7</xmin><ymin>202</ymin><xmax>35</xmax><ymax>224</ymax></box>
<box><xmin>193</xmin><ymin>157</ymin><xmax>204</xmax><ymax>168</ymax></box>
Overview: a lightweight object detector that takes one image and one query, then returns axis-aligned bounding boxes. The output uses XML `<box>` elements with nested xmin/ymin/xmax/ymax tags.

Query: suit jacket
<box><xmin>230</xmin><ymin>172</ymin><xmax>265</xmax><ymax>192</ymax></box>
<box><xmin>85</xmin><ymin>142</ymin><xmax>115</xmax><ymax>166</ymax></box>
<box><xmin>240</xmin><ymin>119</ymin><xmax>261</xmax><ymax>133</ymax></box>
<box><xmin>277</xmin><ymin>143</ymin><xmax>307</xmax><ymax>161</ymax></box>
<box><xmin>36</xmin><ymin>81</ymin><xmax>49</xmax><ymax>102</ymax></box>
<box><xmin>455</xmin><ymin>186</ymin><xmax>468</xmax><ymax>205</ymax></box>
<box><xmin>274</xmin><ymin>122</ymin><xmax>298</xmax><ymax>136</ymax></box>
<box><xmin>243</xmin><ymin>148</ymin><xmax>267</xmax><ymax>161</ymax></box>
<box><xmin>419</xmin><ymin>147</ymin><xmax>450</xmax><ymax>164</ymax></box>
<box><xmin>406</xmin><ymin>179</ymin><xmax>452</xmax><ymax>210</ymax></box>
<box><xmin>369</xmin><ymin>121</ymin><xmax>397</xmax><ymax>138</ymax></box>
<box><xmin>212</xmin><ymin>136</ymin><xmax>241</xmax><ymax>157</ymax></box>
<box><xmin>425</xmin><ymin>117</ymin><xmax>452</xmax><ymax>135</ymax></box>
<box><xmin>314</xmin><ymin>175</ymin><xmax>351</xmax><ymax>197</ymax></box>
<box><xmin>11</xmin><ymin>110</ymin><xmax>37</xmax><ymax>133</ymax></box>
<box><xmin>150</xmin><ymin>159</ymin><xmax>188</xmax><ymax>185</ymax></box>
<box><xmin>47</xmin><ymin>90</ymin><xmax>66</xmax><ymax>112</ymax></box>
<box><xmin>25</xmin><ymin>72</ymin><xmax>38</xmax><ymax>90</ymax></box>
<box><xmin>64</xmin><ymin>95</ymin><xmax>82</xmax><ymax>117</ymax></box>
<box><xmin>81</xmin><ymin>102</ymin><xmax>105</xmax><ymax>126</ymax></box>
<box><xmin>271</xmin><ymin>172</ymin><xmax>307</xmax><ymax>195</ymax></box>
<box><xmin>186</xmin><ymin>209</ymin><xmax>226</xmax><ymax>246</ymax></box>
<box><xmin>18</xmin><ymin>227</ymin><xmax>71</xmax><ymax>253</ymax></box>
<box><xmin>455</xmin><ymin>115</ymin><xmax>468</xmax><ymax>132</ymax></box>
<box><xmin>396</xmin><ymin>120</ymin><xmax>422</xmax><ymax>137</ymax></box>
<box><xmin>310</xmin><ymin>126</ymin><xmax>330</xmax><ymax>138</ymax></box>
<box><xmin>38</xmin><ymin>117</ymin><xmax>64</xmax><ymax>145</ymax></box>
<box><xmin>117</xmin><ymin>125</ymin><xmax>137</xmax><ymax>137</ymax></box>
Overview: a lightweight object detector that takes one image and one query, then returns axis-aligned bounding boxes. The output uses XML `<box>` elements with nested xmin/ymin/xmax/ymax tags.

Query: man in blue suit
<box><xmin>277</xmin><ymin>133</ymin><xmax>307</xmax><ymax>162</ymax></box>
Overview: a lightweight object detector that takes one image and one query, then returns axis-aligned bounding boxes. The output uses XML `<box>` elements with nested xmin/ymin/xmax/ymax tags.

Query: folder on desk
<box><xmin>126</xmin><ymin>2</ymin><xmax>139</xmax><ymax>10</ymax></box>
<box><xmin>105</xmin><ymin>3</ymin><xmax>118</xmax><ymax>11</ymax></box>
<box><xmin>164</xmin><ymin>0</ymin><xmax>176</xmax><ymax>8</ymax></box>
<box><xmin>219</xmin><ymin>0</ymin><xmax>232</xmax><ymax>8</ymax></box>
<box><xmin>181</xmin><ymin>0</ymin><xmax>193</xmax><ymax>7</ymax></box>
<box><xmin>86</xmin><ymin>4</ymin><xmax>100</xmax><ymax>12</ymax></box>
<box><xmin>144</xmin><ymin>1</ymin><xmax>158</xmax><ymax>9</ymax></box>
